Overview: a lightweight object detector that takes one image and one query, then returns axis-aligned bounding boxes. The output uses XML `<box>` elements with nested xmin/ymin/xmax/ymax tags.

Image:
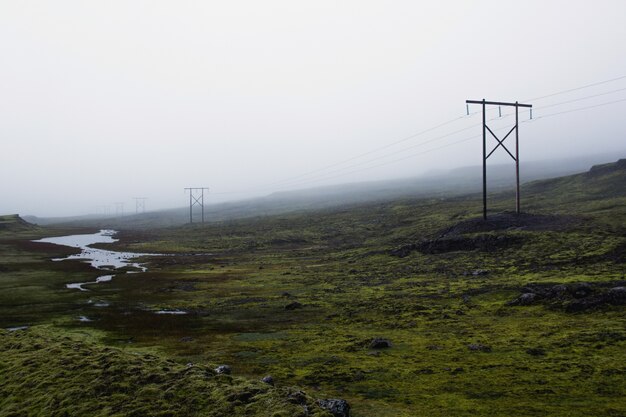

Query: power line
<box><xmin>266</xmin><ymin>114</ymin><xmax>473</xmax><ymax>188</ymax></box>
<box><xmin>529</xmin><ymin>97</ymin><xmax>626</xmax><ymax>120</ymax></box>
<box><xmin>276</xmin><ymin>96</ymin><xmax>626</xmax><ymax>190</ymax></box>
<box><xmin>524</xmin><ymin>74</ymin><xmax>626</xmax><ymax>102</ymax></box>
<box><xmin>208</xmin><ymin>75</ymin><xmax>626</xmax><ymax>195</ymax></box>
<box><xmin>271</xmin><ymin>76</ymin><xmax>626</xmax><ymax>188</ymax></box>
<box><xmin>271</xmin><ymin>123</ymin><xmax>480</xmax><ymax>188</ymax></box>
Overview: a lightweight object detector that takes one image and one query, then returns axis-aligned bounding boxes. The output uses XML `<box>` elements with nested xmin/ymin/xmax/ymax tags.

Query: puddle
<box><xmin>154</xmin><ymin>310</ymin><xmax>188</xmax><ymax>315</ymax></box>
<box><xmin>6</xmin><ymin>326</ymin><xmax>29</xmax><ymax>332</ymax></box>
<box><xmin>66</xmin><ymin>275</ymin><xmax>114</xmax><ymax>292</ymax></box>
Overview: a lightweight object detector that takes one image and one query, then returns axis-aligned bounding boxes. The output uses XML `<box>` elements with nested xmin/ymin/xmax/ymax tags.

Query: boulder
<box><xmin>607</xmin><ymin>287</ymin><xmax>626</xmax><ymax>304</ymax></box>
<box><xmin>284</xmin><ymin>301</ymin><xmax>303</xmax><ymax>310</ymax></box>
<box><xmin>468</xmin><ymin>343</ymin><xmax>492</xmax><ymax>352</ymax></box>
<box><xmin>261</xmin><ymin>375</ymin><xmax>274</xmax><ymax>385</ymax></box>
<box><xmin>215</xmin><ymin>365</ymin><xmax>231</xmax><ymax>375</ymax></box>
<box><xmin>572</xmin><ymin>282</ymin><xmax>594</xmax><ymax>299</ymax></box>
<box><xmin>317</xmin><ymin>398</ymin><xmax>351</xmax><ymax>417</ymax></box>
<box><xmin>508</xmin><ymin>292</ymin><xmax>537</xmax><ymax>306</ymax></box>
<box><xmin>368</xmin><ymin>338</ymin><xmax>392</xmax><ymax>349</ymax></box>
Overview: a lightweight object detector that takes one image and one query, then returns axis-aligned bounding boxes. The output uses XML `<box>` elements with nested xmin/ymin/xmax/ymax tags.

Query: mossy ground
<box><xmin>1</xmin><ymin>164</ymin><xmax>626</xmax><ymax>416</ymax></box>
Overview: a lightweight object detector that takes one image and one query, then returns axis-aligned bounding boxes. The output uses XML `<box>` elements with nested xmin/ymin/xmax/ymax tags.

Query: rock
<box><xmin>468</xmin><ymin>343</ymin><xmax>492</xmax><ymax>352</ymax></box>
<box><xmin>284</xmin><ymin>301</ymin><xmax>303</xmax><ymax>310</ymax></box>
<box><xmin>526</xmin><ymin>347</ymin><xmax>546</xmax><ymax>356</ymax></box>
<box><xmin>390</xmin><ymin>244</ymin><xmax>416</xmax><ymax>258</ymax></box>
<box><xmin>549</xmin><ymin>284</ymin><xmax>569</xmax><ymax>298</ymax></box>
<box><xmin>518</xmin><ymin>292</ymin><xmax>537</xmax><ymax>305</ymax></box>
<box><xmin>317</xmin><ymin>398</ymin><xmax>351</xmax><ymax>417</ymax></box>
<box><xmin>261</xmin><ymin>375</ymin><xmax>274</xmax><ymax>385</ymax></box>
<box><xmin>508</xmin><ymin>292</ymin><xmax>537</xmax><ymax>306</ymax></box>
<box><xmin>215</xmin><ymin>365</ymin><xmax>231</xmax><ymax>375</ymax></box>
<box><xmin>287</xmin><ymin>390</ymin><xmax>307</xmax><ymax>405</ymax></box>
<box><xmin>463</xmin><ymin>269</ymin><xmax>489</xmax><ymax>276</ymax></box>
<box><xmin>572</xmin><ymin>282</ymin><xmax>594</xmax><ymax>299</ymax></box>
<box><xmin>369</xmin><ymin>338</ymin><xmax>392</xmax><ymax>349</ymax></box>
<box><xmin>607</xmin><ymin>287</ymin><xmax>626</xmax><ymax>304</ymax></box>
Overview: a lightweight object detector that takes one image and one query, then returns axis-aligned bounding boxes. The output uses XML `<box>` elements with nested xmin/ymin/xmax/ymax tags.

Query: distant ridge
<box><xmin>0</xmin><ymin>214</ymin><xmax>39</xmax><ymax>233</ymax></box>
<box><xmin>28</xmin><ymin>154</ymin><xmax>626</xmax><ymax>229</ymax></box>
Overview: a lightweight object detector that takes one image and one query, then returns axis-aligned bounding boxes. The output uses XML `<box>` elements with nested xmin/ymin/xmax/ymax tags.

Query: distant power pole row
<box><xmin>95</xmin><ymin>198</ymin><xmax>148</xmax><ymax>218</ymax></box>
<box><xmin>465</xmin><ymin>99</ymin><xmax>532</xmax><ymax>220</ymax></box>
<box><xmin>184</xmin><ymin>187</ymin><xmax>209</xmax><ymax>223</ymax></box>
<box><xmin>134</xmin><ymin>197</ymin><xmax>147</xmax><ymax>214</ymax></box>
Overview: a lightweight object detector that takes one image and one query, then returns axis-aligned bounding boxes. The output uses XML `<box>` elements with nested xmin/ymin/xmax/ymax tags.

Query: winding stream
<box><xmin>33</xmin><ymin>230</ymin><xmax>153</xmax><ymax>291</ymax></box>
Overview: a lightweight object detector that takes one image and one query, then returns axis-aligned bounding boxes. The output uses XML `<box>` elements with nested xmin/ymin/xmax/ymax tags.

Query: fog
<box><xmin>1</xmin><ymin>1</ymin><xmax>626</xmax><ymax>217</ymax></box>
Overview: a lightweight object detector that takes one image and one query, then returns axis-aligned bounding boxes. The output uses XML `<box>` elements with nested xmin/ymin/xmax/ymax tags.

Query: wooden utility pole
<box><xmin>184</xmin><ymin>188</ymin><xmax>209</xmax><ymax>223</ymax></box>
<box><xmin>466</xmin><ymin>99</ymin><xmax>532</xmax><ymax>220</ymax></box>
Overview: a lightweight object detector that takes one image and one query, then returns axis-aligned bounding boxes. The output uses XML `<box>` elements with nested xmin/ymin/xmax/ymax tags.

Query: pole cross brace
<box><xmin>486</xmin><ymin>124</ymin><xmax>517</xmax><ymax>161</ymax></box>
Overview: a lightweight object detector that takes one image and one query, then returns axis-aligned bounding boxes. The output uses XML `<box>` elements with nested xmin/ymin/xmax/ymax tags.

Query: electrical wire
<box><xmin>208</xmin><ymin>75</ymin><xmax>626</xmax><ymax>195</ymax></box>
<box><xmin>524</xmin><ymin>75</ymin><xmax>626</xmax><ymax>102</ymax></box>
<box><xmin>265</xmin><ymin>114</ymin><xmax>473</xmax><ymax>188</ymax></box>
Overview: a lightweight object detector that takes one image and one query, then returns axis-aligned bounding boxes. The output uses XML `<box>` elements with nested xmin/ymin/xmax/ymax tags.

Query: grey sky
<box><xmin>1</xmin><ymin>1</ymin><xmax>626</xmax><ymax>216</ymax></box>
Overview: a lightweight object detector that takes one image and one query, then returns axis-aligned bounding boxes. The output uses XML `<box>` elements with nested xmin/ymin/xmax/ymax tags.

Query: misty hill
<box><xmin>525</xmin><ymin>158</ymin><xmax>626</xmax><ymax>197</ymax></box>
<box><xmin>28</xmin><ymin>154</ymin><xmax>625</xmax><ymax>229</ymax></box>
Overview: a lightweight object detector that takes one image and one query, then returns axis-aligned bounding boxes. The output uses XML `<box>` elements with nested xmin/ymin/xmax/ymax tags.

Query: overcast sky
<box><xmin>1</xmin><ymin>0</ymin><xmax>626</xmax><ymax>216</ymax></box>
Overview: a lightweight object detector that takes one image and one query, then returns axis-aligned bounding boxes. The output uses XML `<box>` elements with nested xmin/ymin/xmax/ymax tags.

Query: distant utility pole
<box><xmin>134</xmin><ymin>197</ymin><xmax>147</xmax><ymax>214</ymax></box>
<box><xmin>115</xmin><ymin>202</ymin><xmax>124</xmax><ymax>218</ymax></box>
<box><xmin>465</xmin><ymin>99</ymin><xmax>532</xmax><ymax>220</ymax></box>
<box><xmin>184</xmin><ymin>188</ymin><xmax>209</xmax><ymax>223</ymax></box>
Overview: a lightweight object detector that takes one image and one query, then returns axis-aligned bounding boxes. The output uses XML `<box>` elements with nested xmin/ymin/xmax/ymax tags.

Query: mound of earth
<box><xmin>390</xmin><ymin>212</ymin><xmax>580</xmax><ymax>258</ymax></box>
<box><xmin>438</xmin><ymin>212</ymin><xmax>580</xmax><ymax>237</ymax></box>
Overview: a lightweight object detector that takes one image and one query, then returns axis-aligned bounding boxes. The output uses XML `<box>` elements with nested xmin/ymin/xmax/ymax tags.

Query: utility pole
<box><xmin>465</xmin><ymin>99</ymin><xmax>532</xmax><ymax>220</ymax></box>
<box><xmin>115</xmin><ymin>202</ymin><xmax>124</xmax><ymax>218</ymax></box>
<box><xmin>184</xmin><ymin>188</ymin><xmax>209</xmax><ymax>224</ymax></box>
<box><xmin>134</xmin><ymin>197</ymin><xmax>147</xmax><ymax>214</ymax></box>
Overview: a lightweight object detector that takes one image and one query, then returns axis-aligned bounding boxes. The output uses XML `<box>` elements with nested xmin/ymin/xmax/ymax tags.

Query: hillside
<box><xmin>2</xmin><ymin>159</ymin><xmax>626</xmax><ymax>416</ymax></box>
<box><xmin>29</xmin><ymin>153</ymin><xmax>623</xmax><ymax>229</ymax></box>
<box><xmin>0</xmin><ymin>214</ymin><xmax>40</xmax><ymax>236</ymax></box>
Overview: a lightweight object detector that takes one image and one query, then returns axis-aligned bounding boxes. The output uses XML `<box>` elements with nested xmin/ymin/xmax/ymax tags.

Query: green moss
<box><xmin>0</xmin><ymin>326</ymin><xmax>330</xmax><ymax>417</ymax></box>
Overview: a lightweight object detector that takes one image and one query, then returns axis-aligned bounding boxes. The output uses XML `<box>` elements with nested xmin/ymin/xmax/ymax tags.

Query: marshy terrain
<box><xmin>2</xmin><ymin>160</ymin><xmax>626</xmax><ymax>416</ymax></box>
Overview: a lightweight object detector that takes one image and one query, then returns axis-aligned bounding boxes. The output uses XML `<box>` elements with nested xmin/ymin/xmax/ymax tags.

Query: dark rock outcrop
<box><xmin>215</xmin><ymin>365</ymin><xmax>231</xmax><ymax>375</ymax></box>
<box><xmin>317</xmin><ymin>398</ymin><xmax>351</xmax><ymax>417</ymax></box>
<box><xmin>261</xmin><ymin>375</ymin><xmax>274</xmax><ymax>385</ymax></box>
<box><xmin>468</xmin><ymin>343</ymin><xmax>492</xmax><ymax>352</ymax></box>
<box><xmin>285</xmin><ymin>301</ymin><xmax>303</xmax><ymax>310</ymax></box>
<box><xmin>368</xmin><ymin>338</ymin><xmax>392</xmax><ymax>349</ymax></box>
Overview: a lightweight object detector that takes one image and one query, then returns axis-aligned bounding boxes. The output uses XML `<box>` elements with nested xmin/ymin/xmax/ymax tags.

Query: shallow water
<box><xmin>34</xmin><ymin>230</ymin><xmax>149</xmax><ymax>271</ymax></box>
<box><xmin>33</xmin><ymin>230</ymin><xmax>186</xmax><ymax>315</ymax></box>
<box><xmin>33</xmin><ymin>230</ymin><xmax>154</xmax><ymax>291</ymax></box>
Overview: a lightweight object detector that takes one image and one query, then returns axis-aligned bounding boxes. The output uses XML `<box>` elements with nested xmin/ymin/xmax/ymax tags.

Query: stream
<box><xmin>33</xmin><ymin>229</ymin><xmax>152</xmax><ymax>292</ymax></box>
<box><xmin>29</xmin><ymin>230</ymin><xmax>188</xmax><ymax>321</ymax></box>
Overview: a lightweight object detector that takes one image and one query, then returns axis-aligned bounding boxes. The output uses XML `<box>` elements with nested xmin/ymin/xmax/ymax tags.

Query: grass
<box><xmin>1</xmin><ymin>160</ymin><xmax>626</xmax><ymax>416</ymax></box>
